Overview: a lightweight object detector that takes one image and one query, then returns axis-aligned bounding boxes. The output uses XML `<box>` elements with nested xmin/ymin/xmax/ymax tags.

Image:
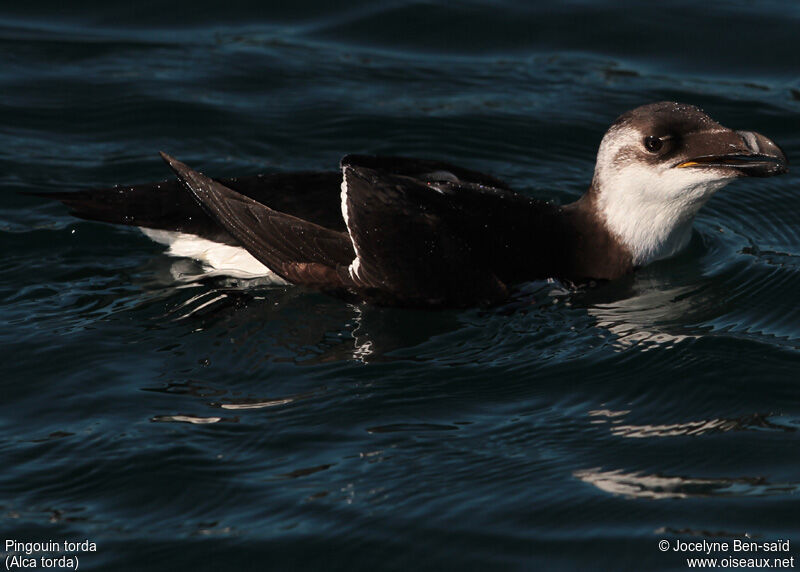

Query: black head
<box><xmin>604</xmin><ymin>101</ymin><xmax>788</xmax><ymax>178</ymax></box>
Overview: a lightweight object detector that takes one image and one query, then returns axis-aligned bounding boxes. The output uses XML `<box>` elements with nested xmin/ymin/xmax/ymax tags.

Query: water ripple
<box><xmin>2</xmin><ymin>4</ymin><xmax>799</xmax><ymax>570</ymax></box>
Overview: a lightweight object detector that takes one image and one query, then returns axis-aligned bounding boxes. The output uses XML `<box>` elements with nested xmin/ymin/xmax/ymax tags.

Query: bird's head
<box><xmin>591</xmin><ymin>102</ymin><xmax>787</xmax><ymax>266</ymax></box>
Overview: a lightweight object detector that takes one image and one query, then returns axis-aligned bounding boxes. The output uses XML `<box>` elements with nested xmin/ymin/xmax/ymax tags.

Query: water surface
<box><xmin>1</xmin><ymin>2</ymin><xmax>799</xmax><ymax>570</ymax></box>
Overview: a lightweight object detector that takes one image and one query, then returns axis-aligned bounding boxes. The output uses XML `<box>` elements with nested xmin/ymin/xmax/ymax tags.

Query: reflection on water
<box><xmin>575</xmin><ymin>468</ymin><xmax>799</xmax><ymax>500</ymax></box>
<box><xmin>585</xmin><ymin>283</ymin><xmax>700</xmax><ymax>351</ymax></box>
<box><xmin>216</xmin><ymin>397</ymin><xmax>296</xmax><ymax>410</ymax></box>
<box><xmin>608</xmin><ymin>413</ymin><xmax>794</xmax><ymax>438</ymax></box>
<box><xmin>588</xmin><ymin>410</ymin><xmax>794</xmax><ymax>438</ymax></box>
<box><xmin>151</xmin><ymin>414</ymin><xmax>236</xmax><ymax>424</ymax></box>
<box><xmin>350</xmin><ymin>305</ymin><xmax>374</xmax><ymax>362</ymax></box>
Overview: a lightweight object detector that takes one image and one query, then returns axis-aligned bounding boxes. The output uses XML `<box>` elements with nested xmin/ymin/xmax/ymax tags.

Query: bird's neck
<box><xmin>580</xmin><ymin>181</ymin><xmax>704</xmax><ymax>267</ymax></box>
<box><xmin>558</xmin><ymin>192</ymin><xmax>635</xmax><ymax>281</ymax></box>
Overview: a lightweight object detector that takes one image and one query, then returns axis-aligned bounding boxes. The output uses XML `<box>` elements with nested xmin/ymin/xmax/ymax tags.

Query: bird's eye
<box><xmin>644</xmin><ymin>136</ymin><xmax>664</xmax><ymax>153</ymax></box>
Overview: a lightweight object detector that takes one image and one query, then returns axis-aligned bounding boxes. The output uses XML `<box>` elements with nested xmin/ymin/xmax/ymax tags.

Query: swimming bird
<box><xmin>38</xmin><ymin>102</ymin><xmax>787</xmax><ymax>307</ymax></box>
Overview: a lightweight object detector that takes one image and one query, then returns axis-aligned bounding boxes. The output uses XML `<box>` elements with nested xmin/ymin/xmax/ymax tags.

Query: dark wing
<box><xmin>32</xmin><ymin>171</ymin><xmax>345</xmax><ymax>243</ymax></box>
<box><xmin>340</xmin><ymin>156</ymin><xmax>565</xmax><ymax>307</ymax></box>
<box><xmin>338</xmin><ymin>154</ymin><xmax>513</xmax><ymax>190</ymax></box>
<box><xmin>160</xmin><ymin>154</ymin><xmax>354</xmax><ymax>289</ymax></box>
<box><xmin>162</xmin><ymin>153</ymin><xmax>563</xmax><ymax>306</ymax></box>
<box><xmin>32</xmin><ymin>154</ymin><xmax>508</xmax><ymax>246</ymax></box>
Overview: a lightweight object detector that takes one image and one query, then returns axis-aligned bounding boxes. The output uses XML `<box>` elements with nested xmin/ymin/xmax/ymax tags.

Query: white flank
<box><xmin>140</xmin><ymin>228</ymin><xmax>288</xmax><ymax>283</ymax></box>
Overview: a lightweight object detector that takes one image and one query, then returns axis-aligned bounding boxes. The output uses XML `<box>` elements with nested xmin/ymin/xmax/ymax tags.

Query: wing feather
<box><xmin>338</xmin><ymin>156</ymin><xmax>566</xmax><ymax>305</ymax></box>
<box><xmin>161</xmin><ymin>153</ymin><xmax>353</xmax><ymax>288</ymax></box>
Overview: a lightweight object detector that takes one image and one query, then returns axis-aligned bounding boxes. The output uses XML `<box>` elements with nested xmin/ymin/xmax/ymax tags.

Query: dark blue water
<box><xmin>2</xmin><ymin>2</ymin><xmax>799</xmax><ymax>570</ymax></box>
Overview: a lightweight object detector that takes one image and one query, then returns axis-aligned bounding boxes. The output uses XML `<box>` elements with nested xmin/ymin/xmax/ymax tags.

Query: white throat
<box><xmin>597</xmin><ymin>178</ymin><xmax>711</xmax><ymax>266</ymax></box>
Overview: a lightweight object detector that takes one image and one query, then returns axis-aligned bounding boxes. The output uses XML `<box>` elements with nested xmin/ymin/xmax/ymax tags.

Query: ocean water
<box><xmin>1</xmin><ymin>2</ymin><xmax>799</xmax><ymax>570</ymax></box>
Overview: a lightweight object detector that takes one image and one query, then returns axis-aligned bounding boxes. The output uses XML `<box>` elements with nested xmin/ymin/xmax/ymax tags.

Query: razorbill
<box><xmin>38</xmin><ymin>102</ymin><xmax>788</xmax><ymax>307</ymax></box>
